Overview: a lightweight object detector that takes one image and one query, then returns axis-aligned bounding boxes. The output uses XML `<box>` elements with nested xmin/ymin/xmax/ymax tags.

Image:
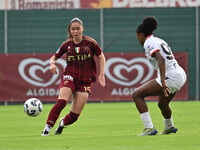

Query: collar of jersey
<box><xmin>146</xmin><ymin>34</ymin><xmax>153</xmax><ymax>40</ymax></box>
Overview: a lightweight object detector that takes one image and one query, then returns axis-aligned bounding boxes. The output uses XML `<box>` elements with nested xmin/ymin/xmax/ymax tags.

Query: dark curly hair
<box><xmin>136</xmin><ymin>16</ymin><xmax>158</xmax><ymax>37</ymax></box>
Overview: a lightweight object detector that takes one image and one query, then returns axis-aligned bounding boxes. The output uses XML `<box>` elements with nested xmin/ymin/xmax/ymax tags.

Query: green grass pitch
<box><xmin>0</xmin><ymin>101</ymin><xmax>200</xmax><ymax>150</ymax></box>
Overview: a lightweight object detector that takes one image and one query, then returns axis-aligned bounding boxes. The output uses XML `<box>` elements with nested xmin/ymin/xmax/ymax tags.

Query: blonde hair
<box><xmin>67</xmin><ymin>17</ymin><xmax>83</xmax><ymax>38</ymax></box>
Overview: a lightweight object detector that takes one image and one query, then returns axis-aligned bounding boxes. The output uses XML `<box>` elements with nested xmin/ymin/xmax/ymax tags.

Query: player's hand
<box><xmin>98</xmin><ymin>74</ymin><xmax>105</xmax><ymax>87</ymax></box>
<box><xmin>161</xmin><ymin>81</ymin><xmax>171</xmax><ymax>97</ymax></box>
<box><xmin>50</xmin><ymin>63</ymin><xmax>57</xmax><ymax>75</ymax></box>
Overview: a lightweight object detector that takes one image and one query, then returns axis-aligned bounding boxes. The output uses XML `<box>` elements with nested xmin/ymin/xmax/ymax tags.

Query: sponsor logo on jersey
<box><xmin>68</xmin><ymin>54</ymin><xmax>91</xmax><ymax>61</ymax></box>
<box><xmin>63</xmin><ymin>75</ymin><xmax>73</xmax><ymax>81</ymax></box>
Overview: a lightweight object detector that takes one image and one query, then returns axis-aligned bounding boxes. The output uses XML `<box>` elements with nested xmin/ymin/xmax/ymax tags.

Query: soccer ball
<box><xmin>24</xmin><ymin>98</ymin><xmax>43</xmax><ymax>117</ymax></box>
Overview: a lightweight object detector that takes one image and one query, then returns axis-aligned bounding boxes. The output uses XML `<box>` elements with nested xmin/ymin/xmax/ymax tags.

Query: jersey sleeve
<box><xmin>93</xmin><ymin>43</ymin><xmax>102</xmax><ymax>56</ymax></box>
<box><xmin>83</xmin><ymin>36</ymin><xmax>102</xmax><ymax>56</ymax></box>
<box><xmin>54</xmin><ymin>42</ymin><xmax>67</xmax><ymax>58</ymax></box>
<box><xmin>91</xmin><ymin>39</ymin><xmax>102</xmax><ymax>56</ymax></box>
<box><xmin>144</xmin><ymin>39</ymin><xmax>160</xmax><ymax>56</ymax></box>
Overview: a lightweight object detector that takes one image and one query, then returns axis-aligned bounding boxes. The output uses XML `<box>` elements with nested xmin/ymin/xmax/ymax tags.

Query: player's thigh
<box><xmin>70</xmin><ymin>92</ymin><xmax>89</xmax><ymax>114</ymax></box>
<box><xmin>134</xmin><ymin>79</ymin><xmax>163</xmax><ymax>97</ymax></box>
<box><xmin>58</xmin><ymin>87</ymin><xmax>73</xmax><ymax>101</ymax></box>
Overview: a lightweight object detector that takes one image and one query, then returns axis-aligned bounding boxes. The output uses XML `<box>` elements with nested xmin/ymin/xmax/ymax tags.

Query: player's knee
<box><xmin>132</xmin><ymin>90</ymin><xmax>141</xmax><ymax>102</ymax></box>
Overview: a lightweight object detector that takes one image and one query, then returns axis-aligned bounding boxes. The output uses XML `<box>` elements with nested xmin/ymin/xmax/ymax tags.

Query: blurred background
<box><xmin>0</xmin><ymin>0</ymin><xmax>199</xmax><ymax>103</ymax></box>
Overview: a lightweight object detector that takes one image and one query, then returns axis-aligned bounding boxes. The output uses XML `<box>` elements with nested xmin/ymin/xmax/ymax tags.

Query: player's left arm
<box><xmin>97</xmin><ymin>53</ymin><xmax>106</xmax><ymax>87</ymax></box>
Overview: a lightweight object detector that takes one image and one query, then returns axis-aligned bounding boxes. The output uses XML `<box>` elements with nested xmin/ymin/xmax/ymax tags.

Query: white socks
<box><xmin>164</xmin><ymin>117</ymin><xmax>174</xmax><ymax>130</ymax></box>
<box><xmin>60</xmin><ymin>120</ymin><xmax>64</xmax><ymax>127</ymax></box>
<box><xmin>140</xmin><ymin>112</ymin><xmax>174</xmax><ymax>130</ymax></box>
<box><xmin>44</xmin><ymin>124</ymin><xmax>52</xmax><ymax>132</ymax></box>
<box><xmin>140</xmin><ymin>112</ymin><xmax>154</xmax><ymax>129</ymax></box>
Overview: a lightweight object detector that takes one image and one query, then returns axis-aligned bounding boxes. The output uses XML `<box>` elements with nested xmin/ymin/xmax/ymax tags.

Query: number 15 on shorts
<box><xmin>84</xmin><ymin>86</ymin><xmax>91</xmax><ymax>94</ymax></box>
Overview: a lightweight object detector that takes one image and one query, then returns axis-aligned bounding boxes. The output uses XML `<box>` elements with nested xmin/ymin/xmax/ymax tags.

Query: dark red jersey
<box><xmin>55</xmin><ymin>35</ymin><xmax>102</xmax><ymax>82</ymax></box>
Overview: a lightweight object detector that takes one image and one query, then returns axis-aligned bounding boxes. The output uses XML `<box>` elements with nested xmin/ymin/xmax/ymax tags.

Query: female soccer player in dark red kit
<box><xmin>41</xmin><ymin>17</ymin><xmax>106</xmax><ymax>136</ymax></box>
<box><xmin>133</xmin><ymin>16</ymin><xmax>186</xmax><ymax>136</ymax></box>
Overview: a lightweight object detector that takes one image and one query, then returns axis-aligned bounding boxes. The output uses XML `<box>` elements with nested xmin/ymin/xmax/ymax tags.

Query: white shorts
<box><xmin>156</xmin><ymin>67</ymin><xmax>187</xmax><ymax>93</ymax></box>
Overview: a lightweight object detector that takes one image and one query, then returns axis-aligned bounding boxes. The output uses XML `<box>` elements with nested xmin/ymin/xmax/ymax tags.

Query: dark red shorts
<box><xmin>59</xmin><ymin>75</ymin><xmax>92</xmax><ymax>94</ymax></box>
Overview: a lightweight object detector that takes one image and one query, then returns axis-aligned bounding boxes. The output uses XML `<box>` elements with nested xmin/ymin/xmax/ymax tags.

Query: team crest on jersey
<box><xmin>75</xmin><ymin>47</ymin><xmax>80</xmax><ymax>53</ymax></box>
<box><xmin>64</xmin><ymin>80</ymin><xmax>68</xmax><ymax>85</ymax></box>
<box><xmin>84</xmin><ymin>46</ymin><xmax>90</xmax><ymax>52</ymax></box>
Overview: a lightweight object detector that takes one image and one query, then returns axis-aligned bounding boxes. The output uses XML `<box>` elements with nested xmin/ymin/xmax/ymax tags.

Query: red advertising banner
<box><xmin>0</xmin><ymin>52</ymin><xmax>188</xmax><ymax>102</ymax></box>
<box><xmin>0</xmin><ymin>54</ymin><xmax>64</xmax><ymax>102</ymax></box>
<box><xmin>90</xmin><ymin>52</ymin><xmax>188</xmax><ymax>101</ymax></box>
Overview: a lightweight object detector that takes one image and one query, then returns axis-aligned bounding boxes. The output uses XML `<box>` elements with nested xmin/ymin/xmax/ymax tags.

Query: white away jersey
<box><xmin>144</xmin><ymin>35</ymin><xmax>179</xmax><ymax>73</ymax></box>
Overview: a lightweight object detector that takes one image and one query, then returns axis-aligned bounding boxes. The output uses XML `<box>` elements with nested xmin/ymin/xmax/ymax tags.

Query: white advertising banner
<box><xmin>113</xmin><ymin>0</ymin><xmax>200</xmax><ymax>8</ymax></box>
<box><xmin>0</xmin><ymin>0</ymin><xmax>199</xmax><ymax>10</ymax></box>
<box><xmin>0</xmin><ymin>0</ymin><xmax>80</xmax><ymax>10</ymax></box>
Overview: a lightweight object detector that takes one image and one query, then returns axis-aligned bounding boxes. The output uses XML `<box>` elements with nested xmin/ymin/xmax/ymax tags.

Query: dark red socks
<box><xmin>46</xmin><ymin>99</ymin><xmax>67</xmax><ymax>127</ymax></box>
<box><xmin>63</xmin><ymin>111</ymin><xmax>80</xmax><ymax>126</ymax></box>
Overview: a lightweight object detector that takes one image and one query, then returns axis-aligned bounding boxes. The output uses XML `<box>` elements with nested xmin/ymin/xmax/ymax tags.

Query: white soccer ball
<box><xmin>24</xmin><ymin>98</ymin><xmax>43</xmax><ymax>117</ymax></box>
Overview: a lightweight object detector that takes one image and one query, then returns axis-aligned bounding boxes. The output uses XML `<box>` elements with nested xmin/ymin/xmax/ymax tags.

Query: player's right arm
<box><xmin>49</xmin><ymin>55</ymin><xmax>58</xmax><ymax>75</ymax></box>
<box><xmin>49</xmin><ymin>41</ymin><xmax>68</xmax><ymax>75</ymax></box>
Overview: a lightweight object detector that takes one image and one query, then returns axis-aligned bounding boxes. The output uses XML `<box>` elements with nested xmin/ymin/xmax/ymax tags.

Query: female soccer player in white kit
<box><xmin>133</xmin><ymin>16</ymin><xmax>186</xmax><ymax>136</ymax></box>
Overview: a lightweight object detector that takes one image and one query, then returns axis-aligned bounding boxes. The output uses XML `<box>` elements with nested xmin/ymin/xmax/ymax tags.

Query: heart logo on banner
<box><xmin>105</xmin><ymin>57</ymin><xmax>154</xmax><ymax>86</ymax></box>
<box><xmin>18</xmin><ymin>58</ymin><xmax>66</xmax><ymax>87</ymax></box>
